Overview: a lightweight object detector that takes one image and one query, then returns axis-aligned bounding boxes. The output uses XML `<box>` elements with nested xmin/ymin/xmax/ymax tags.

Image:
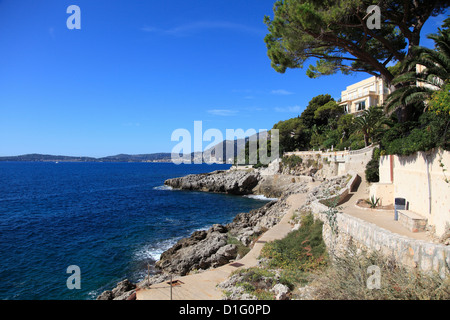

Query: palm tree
<box><xmin>354</xmin><ymin>106</ymin><xmax>389</xmax><ymax>147</ymax></box>
<box><xmin>385</xmin><ymin>18</ymin><xmax>450</xmax><ymax>121</ymax></box>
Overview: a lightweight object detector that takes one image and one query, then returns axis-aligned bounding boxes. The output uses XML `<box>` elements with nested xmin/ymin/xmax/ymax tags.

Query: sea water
<box><xmin>0</xmin><ymin>162</ymin><xmax>269</xmax><ymax>300</ymax></box>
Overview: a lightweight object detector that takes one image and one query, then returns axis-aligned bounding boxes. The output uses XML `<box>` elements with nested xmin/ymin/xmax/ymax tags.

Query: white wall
<box><xmin>377</xmin><ymin>149</ymin><xmax>450</xmax><ymax>237</ymax></box>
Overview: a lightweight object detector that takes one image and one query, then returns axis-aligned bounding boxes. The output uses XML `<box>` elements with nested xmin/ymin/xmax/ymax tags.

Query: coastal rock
<box><xmin>164</xmin><ymin>170</ymin><xmax>261</xmax><ymax>195</ymax></box>
<box><xmin>271</xmin><ymin>283</ymin><xmax>290</xmax><ymax>300</ymax></box>
<box><xmin>155</xmin><ymin>224</ymin><xmax>234</xmax><ymax>275</ymax></box>
<box><xmin>96</xmin><ymin>290</ymin><xmax>114</xmax><ymax>300</ymax></box>
<box><xmin>97</xmin><ymin>279</ymin><xmax>136</xmax><ymax>300</ymax></box>
<box><xmin>253</xmin><ymin>175</ymin><xmax>312</xmax><ymax>198</ymax></box>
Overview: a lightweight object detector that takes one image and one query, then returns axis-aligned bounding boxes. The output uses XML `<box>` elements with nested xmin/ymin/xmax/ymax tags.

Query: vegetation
<box><xmin>272</xmin><ymin>94</ymin><xmax>370</xmax><ymax>153</ymax></box>
<box><xmin>227</xmin><ymin>214</ymin><xmax>449</xmax><ymax>300</ymax></box>
<box><xmin>273</xmin><ymin>16</ymin><xmax>450</xmax><ymax>160</ymax></box>
<box><xmin>261</xmin><ymin>213</ymin><xmax>327</xmax><ymax>274</ymax></box>
<box><xmin>365</xmin><ymin>147</ymin><xmax>381</xmax><ymax>182</ymax></box>
<box><xmin>228</xmin><ymin>267</ymin><xmax>277</xmax><ymax>300</ymax></box>
<box><xmin>354</xmin><ymin>107</ymin><xmax>390</xmax><ymax>147</ymax></box>
<box><xmin>365</xmin><ymin>195</ymin><xmax>381</xmax><ymax>208</ymax></box>
<box><xmin>235</xmin><ymin>10</ymin><xmax>449</xmax><ymax>176</ymax></box>
<box><xmin>385</xmin><ymin>18</ymin><xmax>450</xmax><ymax>121</ymax></box>
<box><xmin>281</xmin><ymin>155</ymin><xmax>302</xmax><ymax>168</ymax></box>
<box><xmin>227</xmin><ymin>234</ymin><xmax>251</xmax><ymax>258</ymax></box>
<box><xmin>311</xmin><ymin>244</ymin><xmax>450</xmax><ymax>300</ymax></box>
<box><xmin>223</xmin><ymin>213</ymin><xmax>327</xmax><ymax>299</ymax></box>
<box><xmin>264</xmin><ymin>0</ymin><xmax>448</xmax><ymax>82</ymax></box>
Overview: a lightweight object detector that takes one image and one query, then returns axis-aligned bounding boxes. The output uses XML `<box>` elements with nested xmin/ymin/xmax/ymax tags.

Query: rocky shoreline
<box><xmin>97</xmin><ymin>167</ymin><xmax>314</xmax><ymax>300</ymax></box>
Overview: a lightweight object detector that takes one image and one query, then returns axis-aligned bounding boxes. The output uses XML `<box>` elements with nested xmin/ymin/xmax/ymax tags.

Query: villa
<box><xmin>339</xmin><ymin>76</ymin><xmax>390</xmax><ymax>114</ymax></box>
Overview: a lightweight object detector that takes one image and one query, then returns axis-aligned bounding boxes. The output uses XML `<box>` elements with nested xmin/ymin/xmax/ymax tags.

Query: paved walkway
<box><xmin>135</xmin><ymin>192</ymin><xmax>310</xmax><ymax>300</ymax></box>
<box><xmin>339</xmin><ymin>173</ymin><xmax>430</xmax><ymax>241</ymax></box>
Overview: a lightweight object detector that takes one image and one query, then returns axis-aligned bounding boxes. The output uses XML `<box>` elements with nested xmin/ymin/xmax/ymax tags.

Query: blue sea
<box><xmin>0</xmin><ymin>162</ymin><xmax>269</xmax><ymax>300</ymax></box>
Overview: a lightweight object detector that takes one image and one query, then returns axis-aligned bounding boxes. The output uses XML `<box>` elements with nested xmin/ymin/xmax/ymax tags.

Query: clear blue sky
<box><xmin>0</xmin><ymin>1</ymin><xmax>447</xmax><ymax>157</ymax></box>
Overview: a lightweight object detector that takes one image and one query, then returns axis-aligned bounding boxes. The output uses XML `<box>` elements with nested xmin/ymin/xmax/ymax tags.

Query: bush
<box><xmin>261</xmin><ymin>213</ymin><xmax>327</xmax><ymax>273</ymax></box>
<box><xmin>365</xmin><ymin>147</ymin><xmax>380</xmax><ymax>183</ymax></box>
<box><xmin>281</xmin><ymin>155</ymin><xmax>303</xmax><ymax>168</ymax></box>
<box><xmin>381</xmin><ymin>112</ymin><xmax>450</xmax><ymax>155</ymax></box>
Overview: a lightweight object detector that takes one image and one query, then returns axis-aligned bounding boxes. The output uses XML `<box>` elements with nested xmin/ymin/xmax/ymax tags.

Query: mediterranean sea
<box><xmin>0</xmin><ymin>162</ymin><xmax>269</xmax><ymax>300</ymax></box>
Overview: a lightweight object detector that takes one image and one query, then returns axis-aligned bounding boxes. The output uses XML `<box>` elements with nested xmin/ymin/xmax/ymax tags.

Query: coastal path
<box><xmin>135</xmin><ymin>191</ymin><xmax>311</xmax><ymax>300</ymax></box>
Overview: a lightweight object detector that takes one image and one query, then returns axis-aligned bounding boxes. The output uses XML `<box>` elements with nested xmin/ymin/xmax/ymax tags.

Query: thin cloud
<box><xmin>141</xmin><ymin>21</ymin><xmax>265</xmax><ymax>37</ymax></box>
<box><xmin>271</xmin><ymin>89</ymin><xmax>295</xmax><ymax>95</ymax></box>
<box><xmin>207</xmin><ymin>109</ymin><xmax>238</xmax><ymax>116</ymax></box>
<box><xmin>274</xmin><ymin>106</ymin><xmax>302</xmax><ymax>113</ymax></box>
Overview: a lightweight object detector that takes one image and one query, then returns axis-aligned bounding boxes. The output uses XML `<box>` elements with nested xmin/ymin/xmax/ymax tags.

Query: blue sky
<box><xmin>0</xmin><ymin>1</ymin><xmax>447</xmax><ymax>157</ymax></box>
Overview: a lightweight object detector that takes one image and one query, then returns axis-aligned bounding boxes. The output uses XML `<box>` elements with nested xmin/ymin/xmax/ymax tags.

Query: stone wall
<box><xmin>373</xmin><ymin>148</ymin><xmax>450</xmax><ymax>237</ymax></box>
<box><xmin>283</xmin><ymin>145</ymin><xmax>375</xmax><ymax>179</ymax></box>
<box><xmin>310</xmin><ymin>173</ymin><xmax>450</xmax><ymax>278</ymax></box>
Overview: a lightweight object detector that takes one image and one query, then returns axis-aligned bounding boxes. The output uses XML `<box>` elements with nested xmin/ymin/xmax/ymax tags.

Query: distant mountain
<box><xmin>98</xmin><ymin>153</ymin><xmax>172</xmax><ymax>162</ymax></box>
<box><xmin>0</xmin><ymin>153</ymin><xmax>172</xmax><ymax>162</ymax></box>
<box><xmin>0</xmin><ymin>132</ymin><xmax>270</xmax><ymax>163</ymax></box>
<box><xmin>201</xmin><ymin>131</ymin><xmax>269</xmax><ymax>163</ymax></box>
<box><xmin>0</xmin><ymin>154</ymin><xmax>98</xmax><ymax>162</ymax></box>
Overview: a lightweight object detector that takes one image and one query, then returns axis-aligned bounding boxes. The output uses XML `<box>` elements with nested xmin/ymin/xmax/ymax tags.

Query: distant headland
<box><xmin>0</xmin><ymin>153</ymin><xmax>173</xmax><ymax>163</ymax></box>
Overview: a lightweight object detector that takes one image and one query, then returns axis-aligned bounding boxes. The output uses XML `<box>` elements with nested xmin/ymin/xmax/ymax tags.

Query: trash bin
<box><xmin>394</xmin><ymin>198</ymin><xmax>406</xmax><ymax>221</ymax></box>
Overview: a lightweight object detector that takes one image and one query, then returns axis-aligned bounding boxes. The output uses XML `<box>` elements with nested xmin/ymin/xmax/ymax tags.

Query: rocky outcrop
<box><xmin>96</xmin><ymin>279</ymin><xmax>136</xmax><ymax>300</ymax></box>
<box><xmin>164</xmin><ymin>170</ymin><xmax>261</xmax><ymax>195</ymax></box>
<box><xmin>155</xmin><ymin>224</ymin><xmax>235</xmax><ymax>276</ymax></box>
<box><xmin>97</xmin><ymin>168</ymin><xmax>313</xmax><ymax>300</ymax></box>
<box><xmin>252</xmin><ymin>174</ymin><xmax>313</xmax><ymax>198</ymax></box>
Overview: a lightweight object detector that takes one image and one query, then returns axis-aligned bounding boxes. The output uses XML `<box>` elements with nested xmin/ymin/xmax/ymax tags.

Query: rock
<box><xmin>164</xmin><ymin>170</ymin><xmax>261</xmax><ymax>195</ymax></box>
<box><xmin>96</xmin><ymin>279</ymin><xmax>136</xmax><ymax>300</ymax></box>
<box><xmin>208</xmin><ymin>244</ymin><xmax>238</xmax><ymax>267</ymax></box>
<box><xmin>155</xmin><ymin>224</ymin><xmax>233</xmax><ymax>275</ymax></box>
<box><xmin>111</xmin><ymin>279</ymin><xmax>136</xmax><ymax>297</ymax></box>
<box><xmin>295</xmin><ymin>285</ymin><xmax>315</xmax><ymax>300</ymax></box>
<box><xmin>96</xmin><ymin>290</ymin><xmax>114</xmax><ymax>300</ymax></box>
<box><xmin>271</xmin><ymin>283</ymin><xmax>290</xmax><ymax>300</ymax></box>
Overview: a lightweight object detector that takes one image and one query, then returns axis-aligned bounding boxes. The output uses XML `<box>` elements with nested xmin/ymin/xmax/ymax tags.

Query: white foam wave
<box><xmin>134</xmin><ymin>238</ymin><xmax>181</xmax><ymax>262</ymax></box>
<box><xmin>152</xmin><ymin>185</ymin><xmax>173</xmax><ymax>191</ymax></box>
<box><xmin>243</xmin><ymin>194</ymin><xmax>278</xmax><ymax>201</ymax></box>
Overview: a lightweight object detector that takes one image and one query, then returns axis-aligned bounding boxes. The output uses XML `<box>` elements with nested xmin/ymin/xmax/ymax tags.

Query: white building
<box><xmin>339</xmin><ymin>76</ymin><xmax>390</xmax><ymax>114</ymax></box>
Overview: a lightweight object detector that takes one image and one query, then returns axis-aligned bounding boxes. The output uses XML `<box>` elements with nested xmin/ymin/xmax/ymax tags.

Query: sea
<box><xmin>0</xmin><ymin>162</ymin><xmax>272</xmax><ymax>300</ymax></box>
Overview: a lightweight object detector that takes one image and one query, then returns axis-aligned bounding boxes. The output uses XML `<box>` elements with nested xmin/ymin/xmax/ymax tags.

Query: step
<box><xmin>397</xmin><ymin>210</ymin><xmax>428</xmax><ymax>233</ymax></box>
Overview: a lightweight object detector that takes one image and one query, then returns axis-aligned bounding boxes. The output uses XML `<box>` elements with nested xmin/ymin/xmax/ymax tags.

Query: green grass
<box><xmin>261</xmin><ymin>213</ymin><xmax>327</xmax><ymax>272</ymax></box>
<box><xmin>227</xmin><ymin>234</ymin><xmax>250</xmax><ymax>258</ymax></box>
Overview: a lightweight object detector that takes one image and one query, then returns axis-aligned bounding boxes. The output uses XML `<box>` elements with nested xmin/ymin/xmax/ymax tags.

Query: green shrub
<box><xmin>365</xmin><ymin>147</ymin><xmax>380</xmax><ymax>183</ymax></box>
<box><xmin>261</xmin><ymin>214</ymin><xmax>327</xmax><ymax>273</ymax></box>
<box><xmin>281</xmin><ymin>155</ymin><xmax>303</xmax><ymax>167</ymax></box>
<box><xmin>381</xmin><ymin>112</ymin><xmax>450</xmax><ymax>155</ymax></box>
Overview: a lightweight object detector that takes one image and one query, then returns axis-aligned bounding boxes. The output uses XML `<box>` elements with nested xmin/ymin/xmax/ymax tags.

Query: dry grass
<box><xmin>309</xmin><ymin>244</ymin><xmax>450</xmax><ymax>300</ymax></box>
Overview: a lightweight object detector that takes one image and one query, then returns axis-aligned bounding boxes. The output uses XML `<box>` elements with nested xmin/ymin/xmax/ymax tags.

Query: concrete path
<box><xmin>339</xmin><ymin>173</ymin><xmax>430</xmax><ymax>241</ymax></box>
<box><xmin>135</xmin><ymin>192</ymin><xmax>309</xmax><ymax>300</ymax></box>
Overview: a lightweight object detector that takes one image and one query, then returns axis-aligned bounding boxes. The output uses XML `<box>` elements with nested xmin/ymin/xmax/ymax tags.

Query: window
<box><xmin>356</xmin><ymin>100</ymin><xmax>366</xmax><ymax>111</ymax></box>
<box><xmin>344</xmin><ymin>104</ymin><xmax>349</xmax><ymax>113</ymax></box>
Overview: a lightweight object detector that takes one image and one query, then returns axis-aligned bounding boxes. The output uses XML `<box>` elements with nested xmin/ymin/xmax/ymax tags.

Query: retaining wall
<box><xmin>310</xmin><ymin>173</ymin><xmax>450</xmax><ymax>278</ymax></box>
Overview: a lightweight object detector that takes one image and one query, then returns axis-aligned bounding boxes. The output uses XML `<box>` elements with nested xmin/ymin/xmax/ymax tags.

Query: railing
<box><xmin>283</xmin><ymin>144</ymin><xmax>377</xmax><ymax>160</ymax></box>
